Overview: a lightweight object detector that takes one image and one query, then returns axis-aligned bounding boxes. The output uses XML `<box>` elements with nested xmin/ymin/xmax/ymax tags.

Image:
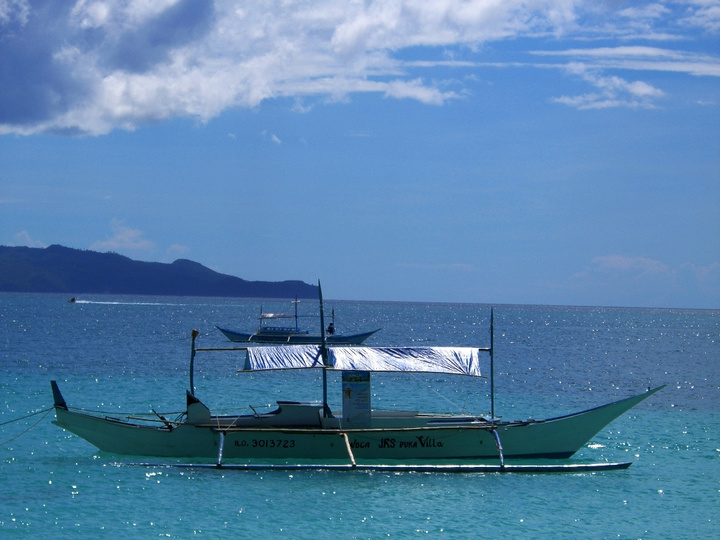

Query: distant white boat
<box><xmin>216</xmin><ymin>299</ymin><xmax>379</xmax><ymax>345</ymax></box>
<box><xmin>215</xmin><ymin>324</ymin><xmax>380</xmax><ymax>345</ymax></box>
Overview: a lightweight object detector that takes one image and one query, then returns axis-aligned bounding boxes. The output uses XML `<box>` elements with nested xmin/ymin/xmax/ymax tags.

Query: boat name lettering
<box><xmin>377</xmin><ymin>436</ymin><xmax>444</xmax><ymax>449</ymax></box>
<box><xmin>399</xmin><ymin>440</ymin><xmax>417</xmax><ymax>448</ymax></box>
<box><xmin>378</xmin><ymin>438</ymin><xmax>396</xmax><ymax>449</ymax></box>
<box><xmin>350</xmin><ymin>440</ymin><xmax>370</xmax><ymax>449</ymax></box>
<box><xmin>416</xmin><ymin>435</ymin><xmax>443</xmax><ymax>448</ymax></box>
<box><xmin>234</xmin><ymin>439</ymin><xmax>296</xmax><ymax>448</ymax></box>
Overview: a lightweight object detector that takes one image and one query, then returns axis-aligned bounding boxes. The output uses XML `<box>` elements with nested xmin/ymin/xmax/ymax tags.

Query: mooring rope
<box><xmin>0</xmin><ymin>407</ymin><xmax>53</xmax><ymax>427</ymax></box>
<box><xmin>0</xmin><ymin>407</ymin><xmax>54</xmax><ymax>447</ymax></box>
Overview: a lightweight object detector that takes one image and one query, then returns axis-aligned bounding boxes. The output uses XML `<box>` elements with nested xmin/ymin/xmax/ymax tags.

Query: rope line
<box><xmin>0</xmin><ymin>407</ymin><xmax>53</xmax><ymax>447</ymax></box>
<box><xmin>0</xmin><ymin>407</ymin><xmax>54</xmax><ymax>427</ymax></box>
<box><xmin>68</xmin><ymin>406</ymin><xmax>185</xmax><ymax>417</ymax></box>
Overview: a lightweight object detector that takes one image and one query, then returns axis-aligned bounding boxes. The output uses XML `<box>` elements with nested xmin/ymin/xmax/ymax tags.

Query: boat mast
<box><xmin>189</xmin><ymin>329</ymin><xmax>199</xmax><ymax>396</ymax></box>
<box><xmin>490</xmin><ymin>308</ymin><xmax>495</xmax><ymax>420</ymax></box>
<box><xmin>318</xmin><ymin>281</ymin><xmax>330</xmax><ymax>417</ymax></box>
<box><xmin>293</xmin><ymin>297</ymin><xmax>299</xmax><ymax>331</ymax></box>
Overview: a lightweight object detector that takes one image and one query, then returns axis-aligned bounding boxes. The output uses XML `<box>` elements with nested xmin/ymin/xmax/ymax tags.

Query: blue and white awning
<box><xmin>242</xmin><ymin>345</ymin><xmax>484</xmax><ymax>377</ymax></box>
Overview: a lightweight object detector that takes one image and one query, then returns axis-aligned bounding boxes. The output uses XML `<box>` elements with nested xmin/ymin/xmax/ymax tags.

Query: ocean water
<box><xmin>1</xmin><ymin>294</ymin><xmax>718</xmax><ymax>538</ymax></box>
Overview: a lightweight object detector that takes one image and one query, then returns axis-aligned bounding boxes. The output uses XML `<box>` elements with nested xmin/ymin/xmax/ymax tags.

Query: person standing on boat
<box><xmin>327</xmin><ymin>322</ymin><xmax>335</xmax><ymax>335</ymax></box>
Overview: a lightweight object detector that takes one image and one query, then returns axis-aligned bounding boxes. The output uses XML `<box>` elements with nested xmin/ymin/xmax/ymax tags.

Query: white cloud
<box><xmin>618</xmin><ymin>4</ymin><xmax>671</xmax><ymax>20</ymax></box>
<box><xmin>568</xmin><ymin>254</ymin><xmax>720</xmax><ymax>308</ymax></box>
<box><xmin>90</xmin><ymin>219</ymin><xmax>155</xmax><ymax>253</ymax></box>
<box><xmin>679</xmin><ymin>2</ymin><xmax>720</xmax><ymax>32</ymax></box>
<box><xmin>164</xmin><ymin>243</ymin><xmax>190</xmax><ymax>261</ymax></box>
<box><xmin>553</xmin><ymin>63</ymin><xmax>665</xmax><ymax>109</ymax></box>
<box><xmin>261</xmin><ymin>130</ymin><xmax>282</xmax><ymax>144</ymax></box>
<box><xmin>0</xmin><ymin>0</ymin><xmax>29</xmax><ymax>25</ymax></box>
<box><xmin>532</xmin><ymin>46</ymin><xmax>720</xmax><ymax>77</ymax></box>
<box><xmin>0</xmin><ymin>1</ymin><xmax>717</xmax><ymax>135</ymax></box>
<box><xmin>383</xmin><ymin>78</ymin><xmax>458</xmax><ymax>104</ymax></box>
<box><xmin>396</xmin><ymin>262</ymin><xmax>475</xmax><ymax>272</ymax></box>
<box><xmin>590</xmin><ymin>255</ymin><xmax>673</xmax><ymax>276</ymax></box>
<box><xmin>12</xmin><ymin>230</ymin><xmax>45</xmax><ymax>248</ymax></box>
<box><xmin>535</xmin><ymin>46</ymin><xmax>687</xmax><ymax>60</ymax></box>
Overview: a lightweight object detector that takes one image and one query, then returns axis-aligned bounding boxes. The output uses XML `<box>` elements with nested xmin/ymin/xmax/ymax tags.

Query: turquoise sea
<box><xmin>1</xmin><ymin>294</ymin><xmax>718</xmax><ymax>538</ymax></box>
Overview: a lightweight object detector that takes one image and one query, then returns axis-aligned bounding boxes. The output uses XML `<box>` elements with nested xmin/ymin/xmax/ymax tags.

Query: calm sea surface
<box><xmin>1</xmin><ymin>294</ymin><xmax>718</xmax><ymax>538</ymax></box>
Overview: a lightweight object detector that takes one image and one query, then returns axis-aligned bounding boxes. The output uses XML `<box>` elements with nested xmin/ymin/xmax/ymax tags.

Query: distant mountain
<box><xmin>0</xmin><ymin>245</ymin><xmax>318</xmax><ymax>298</ymax></box>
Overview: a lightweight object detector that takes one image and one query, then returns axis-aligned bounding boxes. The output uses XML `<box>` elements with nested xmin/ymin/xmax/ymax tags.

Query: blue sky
<box><xmin>1</xmin><ymin>1</ymin><xmax>719</xmax><ymax>308</ymax></box>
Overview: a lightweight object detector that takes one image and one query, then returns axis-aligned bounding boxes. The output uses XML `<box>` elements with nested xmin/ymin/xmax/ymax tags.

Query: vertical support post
<box><xmin>491</xmin><ymin>429</ymin><xmax>505</xmax><ymax>469</ymax></box>
<box><xmin>293</xmin><ymin>296</ymin><xmax>299</xmax><ymax>331</ymax></box>
<box><xmin>490</xmin><ymin>308</ymin><xmax>495</xmax><ymax>421</ymax></box>
<box><xmin>318</xmin><ymin>281</ymin><xmax>329</xmax><ymax>418</ymax></box>
<box><xmin>340</xmin><ymin>432</ymin><xmax>357</xmax><ymax>468</ymax></box>
<box><xmin>190</xmin><ymin>329</ymin><xmax>199</xmax><ymax>396</ymax></box>
<box><xmin>216</xmin><ymin>431</ymin><xmax>225</xmax><ymax>468</ymax></box>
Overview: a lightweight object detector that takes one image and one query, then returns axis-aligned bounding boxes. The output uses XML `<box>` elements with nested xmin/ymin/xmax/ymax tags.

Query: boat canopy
<box><xmin>242</xmin><ymin>345</ymin><xmax>484</xmax><ymax>377</ymax></box>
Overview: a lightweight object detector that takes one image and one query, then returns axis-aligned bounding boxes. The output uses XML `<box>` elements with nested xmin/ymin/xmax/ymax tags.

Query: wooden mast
<box><xmin>490</xmin><ymin>308</ymin><xmax>495</xmax><ymax>420</ymax></box>
<box><xmin>189</xmin><ymin>329</ymin><xmax>199</xmax><ymax>395</ymax></box>
<box><xmin>318</xmin><ymin>281</ymin><xmax>330</xmax><ymax>417</ymax></box>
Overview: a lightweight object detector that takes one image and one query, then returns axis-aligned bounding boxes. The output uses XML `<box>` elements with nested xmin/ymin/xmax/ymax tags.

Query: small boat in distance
<box><xmin>216</xmin><ymin>299</ymin><xmax>380</xmax><ymax>345</ymax></box>
<box><xmin>50</xmin><ymin>289</ymin><xmax>664</xmax><ymax>473</ymax></box>
<box><xmin>215</xmin><ymin>324</ymin><xmax>380</xmax><ymax>345</ymax></box>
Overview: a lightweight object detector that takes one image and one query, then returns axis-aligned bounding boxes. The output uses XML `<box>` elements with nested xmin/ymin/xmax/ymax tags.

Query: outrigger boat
<box><xmin>50</xmin><ymin>292</ymin><xmax>663</xmax><ymax>473</ymax></box>
<box><xmin>216</xmin><ymin>299</ymin><xmax>380</xmax><ymax>345</ymax></box>
<box><xmin>216</xmin><ymin>324</ymin><xmax>379</xmax><ymax>345</ymax></box>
